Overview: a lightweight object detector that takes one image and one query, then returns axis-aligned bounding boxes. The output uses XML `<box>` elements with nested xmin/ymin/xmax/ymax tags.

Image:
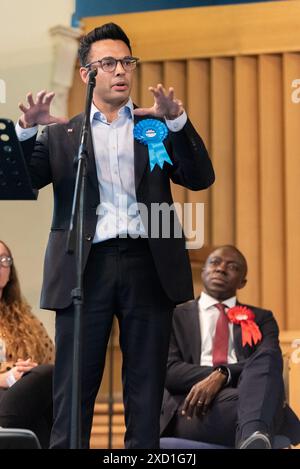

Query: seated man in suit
<box><xmin>160</xmin><ymin>245</ymin><xmax>300</xmax><ymax>449</ymax></box>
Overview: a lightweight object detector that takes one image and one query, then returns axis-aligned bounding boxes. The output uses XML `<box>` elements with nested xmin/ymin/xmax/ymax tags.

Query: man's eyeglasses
<box><xmin>0</xmin><ymin>255</ymin><xmax>13</xmax><ymax>268</ymax></box>
<box><xmin>85</xmin><ymin>56</ymin><xmax>139</xmax><ymax>73</ymax></box>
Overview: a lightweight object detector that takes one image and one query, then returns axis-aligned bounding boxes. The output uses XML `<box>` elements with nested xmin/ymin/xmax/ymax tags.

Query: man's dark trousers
<box><xmin>50</xmin><ymin>237</ymin><xmax>174</xmax><ymax>449</ymax></box>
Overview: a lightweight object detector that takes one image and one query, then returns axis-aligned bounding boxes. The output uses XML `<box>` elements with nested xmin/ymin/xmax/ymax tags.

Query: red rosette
<box><xmin>227</xmin><ymin>306</ymin><xmax>262</xmax><ymax>347</ymax></box>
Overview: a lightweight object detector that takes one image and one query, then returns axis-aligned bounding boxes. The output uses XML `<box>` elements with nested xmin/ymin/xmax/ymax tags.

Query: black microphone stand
<box><xmin>66</xmin><ymin>68</ymin><xmax>97</xmax><ymax>449</ymax></box>
<box><xmin>108</xmin><ymin>319</ymin><xmax>115</xmax><ymax>449</ymax></box>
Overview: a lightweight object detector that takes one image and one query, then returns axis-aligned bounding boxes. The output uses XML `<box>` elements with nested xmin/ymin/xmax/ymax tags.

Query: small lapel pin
<box><xmin>67</xmin><ymin>128</ymin><xmax>73</xmax><ymax>133</ymax></box>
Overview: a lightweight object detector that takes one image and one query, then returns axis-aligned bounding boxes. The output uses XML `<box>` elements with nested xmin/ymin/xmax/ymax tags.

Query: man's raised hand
<box><xmin>18</xmin><ymin>90</ymin><xmax>69</xmax><ymax>128</ymax></box>
<box><xmin>133</xmin><ymin>84</ymin><xmax>184</xmax><ymax>120</ymax></box>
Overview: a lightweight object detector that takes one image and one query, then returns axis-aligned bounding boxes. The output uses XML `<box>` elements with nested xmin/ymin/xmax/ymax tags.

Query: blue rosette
<box><xmin>134</xmin><ymin>119</ymin><xmax>173</xmax><ymax>171</ymax></box>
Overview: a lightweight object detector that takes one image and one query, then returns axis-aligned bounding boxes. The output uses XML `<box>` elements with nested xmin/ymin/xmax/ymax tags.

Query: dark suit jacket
<box><xmin>160</xmin><ymin>298</ymin><xmax>300</xmax><ymax>445</ymax></box>
<box><xmin>20</xmin><ymin>114</ymin><xmax>214</xmax><ymax>310</ymax></box>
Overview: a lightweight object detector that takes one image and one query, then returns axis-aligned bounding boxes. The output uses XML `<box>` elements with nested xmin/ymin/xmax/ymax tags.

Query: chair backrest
<box><xmin>160</xmin><ymin>435</ymin><xmax>291</xmax><ymax>449</ymax></box>
<box><xmin>0</xmin><ymin>428</ymin><xmax>41</xmax><ymax>449</ymax></box>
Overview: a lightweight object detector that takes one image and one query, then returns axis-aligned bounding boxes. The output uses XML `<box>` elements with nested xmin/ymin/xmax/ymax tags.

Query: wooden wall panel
<box><xmin>186</xmin><ymin>60</ymin><xmax>211</xmax><ymax>247</ymax></box>
<box><xmin>164</xmin><ymin>61</ymin><xmax>187</xmax><ymax>207</ymax></box>
<box><xmin>139</xmin><ymin>62</ymin><xmax>162</xmax><ymax>107</ymax></box>
<box><xmin>66</xmin><ymin>4</ymin><xmax>300</xmax><ymax>414</ymax></box>
<box><xmin>83</xmin><ymin>1</ymin><xmax>300</xmax><ymax>61</ymax></box>
<box><xmin>235</xmin><ymin>56</ymin><xmax>260</xmax><ymax>305</ymax></box>
<box><xmin>283</xmin><ymin>53</ymin><xmax>300</xmax><ymax>330</ymax></box>
<box><xmin>211</xmin><ymin>58</ymin><xmax>235</xmax><ymax>246</ymax></box>
<box><xmin>68</xmin><ymin>64</ymin><xmax>86</xmax><ymax>117</ymax></box>
<box><xmin>69</xmin><ymin>4</ymin><xmax>300</xmax><ymax>332</ymax></box>
<box><xmin>130</xmin><ymin>64</ymin><xmax>140</xmax><ymax>105</ymax></box>
<box><xmin>258</xmin><ymin>55</ymin><xmax>285</xmax><ymax>329</ymax></box>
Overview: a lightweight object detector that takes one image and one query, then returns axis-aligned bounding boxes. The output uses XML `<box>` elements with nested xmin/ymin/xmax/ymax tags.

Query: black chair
<box><xmin>0</xmin><ymin>428</ymin><xmax>41</xmax><ymax>449</ymax></box>
<box><xmin>160</xmin><ymin>435</ymin><xmax>291</xmax><ymax>449</ymax></box>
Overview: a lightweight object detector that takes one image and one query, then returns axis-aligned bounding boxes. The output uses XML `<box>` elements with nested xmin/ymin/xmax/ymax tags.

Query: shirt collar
<box><xmin>199</xmin><ymin>291</ymin><xmax>236</xmax><ymax>312</ymax></box>
<box><xmin>90</xmin><ymin>98</ymin><xmax>134</xmax><ymax>124</ymax></box>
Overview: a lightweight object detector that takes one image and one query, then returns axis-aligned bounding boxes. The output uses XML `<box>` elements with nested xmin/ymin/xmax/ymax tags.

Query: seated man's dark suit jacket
<box><xmin>160</xmin><ymin>298</ymin><xmax>300</xmax><ymax>445</ymax></box>
<box><xmin>20</xmin><ymin>114</ymin><xmax>214</xmax><ymax>310</ymax></box>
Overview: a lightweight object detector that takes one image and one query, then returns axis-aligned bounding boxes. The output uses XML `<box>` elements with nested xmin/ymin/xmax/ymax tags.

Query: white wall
<box><xmin>0</xmin><ymin>0</ymin><xmax>75</xmax><ymax>340</ymax></box>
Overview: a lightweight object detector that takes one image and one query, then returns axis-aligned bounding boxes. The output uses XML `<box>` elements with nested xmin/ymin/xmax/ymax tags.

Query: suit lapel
<box><xmin>65</xmin><ymin>114</ymin><xmax>99</xmax><ymax>201</ymax></box>
<box><xmin>86</xmin><ymin>128</ymin><xmax>99</xmax><ymax>198</ymax></box>
<box><xmin>233</xmin><ymin>323</ymin><xmax>244</xmax><ymax>360</ymax></box>
<box><xmin>133</xmin><ymin>114</ymin><xmax>150</xmax><ymax>191</ymax></box>
<box><xmin>189</xmin><ymin>298</ymin><xmax>202</xmax><ymax>364</ymax></box>
<box><xmin>65</xmin><ymin>114</ymin><xmax>82</xmax><ymax>155</ymax></box>
<box><xmin>233</xmin><ymin>301</ymin><xmax>247</xmax><ymax>360</ymax></box>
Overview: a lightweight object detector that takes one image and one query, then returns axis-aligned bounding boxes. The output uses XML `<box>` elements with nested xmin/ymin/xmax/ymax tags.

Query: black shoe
<box><xmin>238</xmin><ymin>431</ymin><xmax>271</xmax><ymax>449</ymax></box>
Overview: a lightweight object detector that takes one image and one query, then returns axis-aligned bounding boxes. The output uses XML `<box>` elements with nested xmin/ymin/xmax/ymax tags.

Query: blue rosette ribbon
<box><xmin>134</xmin><ymin>119</ymin><xmax>173</xmax><ymax>171</ymax></box>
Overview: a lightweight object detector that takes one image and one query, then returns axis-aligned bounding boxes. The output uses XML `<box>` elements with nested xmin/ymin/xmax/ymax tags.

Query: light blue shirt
<box><xmin>16</xmin><ymin>99</ymin><xmax>188</xmax><ymax>243</ymax></box>
<box><xmin>90</xmin><ymin>99</ymin><xmax>144</xmax><ymax>242</ymax></box>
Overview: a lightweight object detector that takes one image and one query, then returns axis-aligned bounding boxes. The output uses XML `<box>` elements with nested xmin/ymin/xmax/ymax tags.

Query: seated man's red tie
<box><xmin>212</xmin><ymin>303</ymin><xmax>229</xmax><ymax>366</ymax></box>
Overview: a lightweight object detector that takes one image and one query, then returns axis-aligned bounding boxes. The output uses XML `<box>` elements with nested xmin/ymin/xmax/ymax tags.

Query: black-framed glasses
<box><xmin>0</xmin><ymin>255</ymin><xmax>13</xmax><ymax>268</ymax></box>
<box><xmin>85</xmin><ymin>56</ymin><xmax>139</xmax><ymax>72</ymax></box>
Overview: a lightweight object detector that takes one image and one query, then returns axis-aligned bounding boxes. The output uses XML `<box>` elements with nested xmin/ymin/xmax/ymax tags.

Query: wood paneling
<box><xmin>280</xmin><ymin>330</ymin><xmax>300</xmax><ymax>421</ymax></box>
<box><xmin>283</xmin><ymin>53</ymin><xmax>300</xmax><ymax>330</ymax></box>
<box><xmin>68</xmin><ymin>64</ymin><xmax>85</xmax><ymax>117</ymax></box>
<box><xmin>130</xmin><ymin>63</ymin><xmax>140</xmax><ymax>105</ymax></box>
<box><xmin>67</xmin><ymin>0</ymin><xmax>300</xmax><ymax>339</ymax></box>
<box><xmin>68</xmin><ymin>51</ymin><xmax>300</xmax><ymax>329</ymax></box>
<box><xmin>187</xmin><ymin>59</ymin><xmax>211</xmax><ymax>247</ymax></box>
<box><xmin>258</xmin><ymin>55</ymin><xmax>285</xmax><ymax>329</ymax></box>
<box><xmin>83</xmin><ymin>1</ymin><xmax>300</xmax><ymax>61</ymax></box>
<box><xmin>139</xmin><ymin>62</ymin><xmax>163</xmax><ymax>107</ymax></box>
<box><xmin>164</xmin><ymin>61</ymin><xmax>187</xmax><ymax>208</ymax></box>
<box><xmin>66</xmin><ymin>2</ymin><xmax>300</xmax><ymax>425</ymax></box>
<box><xmin>235</xmin><ymin>56</ymin><xmax>260</xmax><ymax>305</ymax></box>
<box><xmin>211</xmin><ymin>58</ymin><xmax>235</xmax><ymax>246</ymax></box>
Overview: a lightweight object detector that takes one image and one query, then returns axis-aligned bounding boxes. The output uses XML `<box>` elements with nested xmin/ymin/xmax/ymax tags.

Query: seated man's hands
<box><xmin>18</xmin><ymin>90</ymin><xmax>69</xmax><ymax>129</ymax></box>
<box><xmin>181</xmin><ymin>369</ymin><xmax>227</xmax><ymax>419</ymax></box>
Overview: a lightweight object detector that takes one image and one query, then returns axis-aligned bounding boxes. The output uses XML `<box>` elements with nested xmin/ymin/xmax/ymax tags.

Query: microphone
<box><xmin>88</xmin><ymin>68</ymin><xmax>98</xmax><ymax>82</ymax></box>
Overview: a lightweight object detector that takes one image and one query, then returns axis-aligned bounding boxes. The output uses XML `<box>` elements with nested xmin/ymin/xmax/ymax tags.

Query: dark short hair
<box><xmin>78</xmin><ymin>22</ymin><xmax>132</xmax><ymax>66</ymax></box>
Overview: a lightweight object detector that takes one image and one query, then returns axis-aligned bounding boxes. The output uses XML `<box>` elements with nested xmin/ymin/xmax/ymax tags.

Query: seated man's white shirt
<box><xmin>198</xmin><ymin>291</ymin><xmax>238</xmax><ymax>366</ymax></box>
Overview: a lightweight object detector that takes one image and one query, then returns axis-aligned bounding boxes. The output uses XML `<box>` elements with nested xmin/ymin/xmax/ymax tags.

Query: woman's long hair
<box><xmin>0</xmin><ymin>240</ymin><xmax>22</xmax><ymax>305</ymax></box>
<box><xmin>0</xmin><ymin>240</ymin><xmax>52</xmax><ymax>363</ymax></box>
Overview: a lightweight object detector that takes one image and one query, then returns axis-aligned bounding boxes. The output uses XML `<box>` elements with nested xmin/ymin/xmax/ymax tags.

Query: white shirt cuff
<box><xmin>6</xmin><ymin>369</ymin><xmax>17</xmax><ymax>387</ymax></box>
<box><xmin>165</xmin><ymin>111</ymin><xmax>187</xmax><ymax>132</ymax></box>
<box><xmin>15</xmin><ymin>121</ymin><xmax>38</xmax><ymax>141</ymax></box>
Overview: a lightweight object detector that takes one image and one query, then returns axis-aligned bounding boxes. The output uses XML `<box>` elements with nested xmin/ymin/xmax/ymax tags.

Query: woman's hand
<box><xmin>0</xmin><ymin>358</ymin><xmax>38</xmax><ymax>388</ymax></box>
<box><xmin>12</xmin><ymin>358</ymin><xmax>38</xmax><ymax>380</ymax></box>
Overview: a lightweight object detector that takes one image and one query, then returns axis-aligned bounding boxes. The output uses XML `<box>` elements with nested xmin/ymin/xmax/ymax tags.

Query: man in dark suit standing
<box><xmin>160</xmin><ymin>245</ymin><xmax>300</xmax><ymax>448</ymax></box>
<box><xmin>15</xmin><ymin>23</ymin><xmax>214</xmax><ymax>448</ymax></box>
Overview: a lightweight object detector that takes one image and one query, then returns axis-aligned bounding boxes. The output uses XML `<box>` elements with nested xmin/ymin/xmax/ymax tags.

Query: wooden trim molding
<box><xmin>82</xmin><ymin>1</ymin><xmax>300</xmax><ymax>61</ymax></box>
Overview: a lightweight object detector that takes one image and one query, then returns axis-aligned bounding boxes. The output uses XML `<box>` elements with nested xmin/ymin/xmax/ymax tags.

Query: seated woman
<box><xmin>0</xmin><ymin>240</ymin><xmax>54</xmax><ymax>448</ymax></box>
